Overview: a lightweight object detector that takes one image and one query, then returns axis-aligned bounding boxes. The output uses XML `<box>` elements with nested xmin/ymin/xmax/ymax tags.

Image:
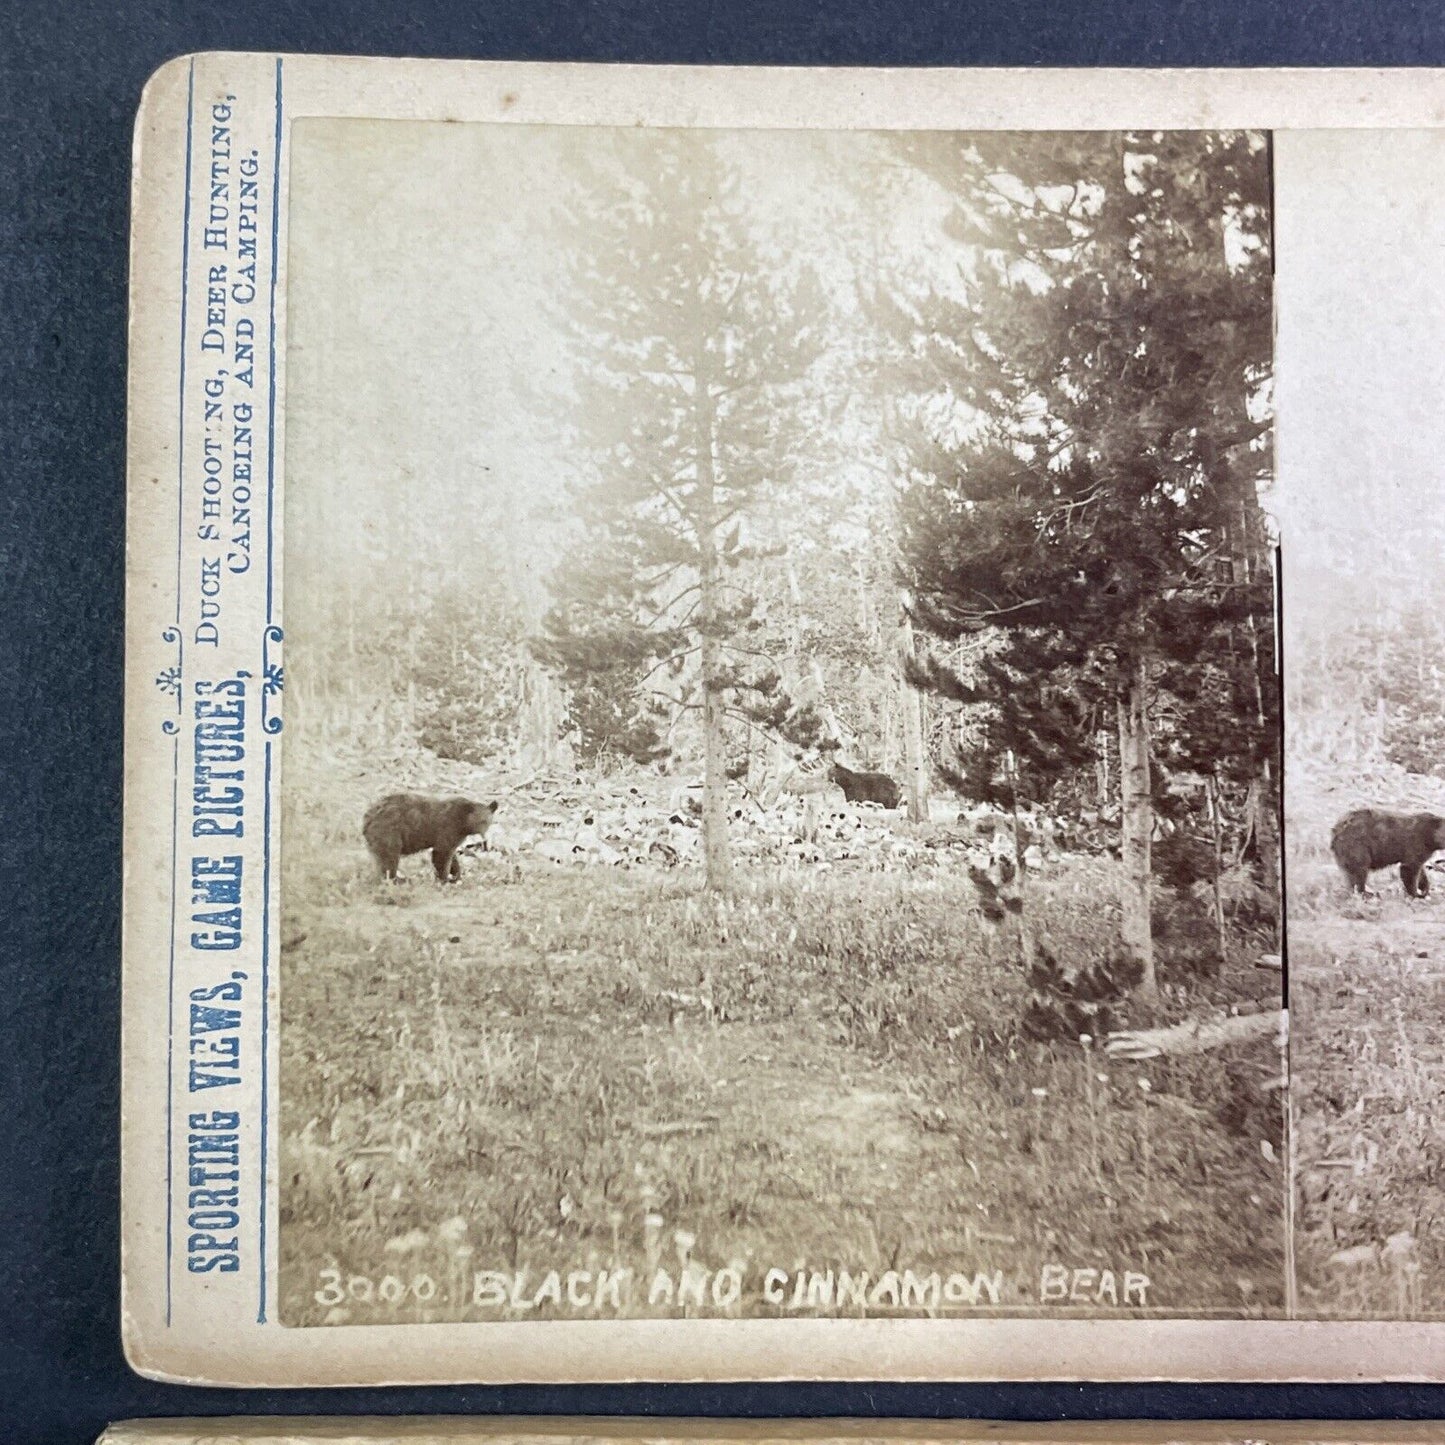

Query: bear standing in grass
<box><xmin>1330</xmin><ymin>807</ymin><xmax>1445</xmax><ymax>897</ymax></box>
<box><xmin>830</xmin><ymin>761</ymin><xmax>902</xmax><ymax>810</ymax></box>
<box><xmin>363</xmin><ymin>794</ymin><xmax>499</xmax><ymax>882</ymax></box>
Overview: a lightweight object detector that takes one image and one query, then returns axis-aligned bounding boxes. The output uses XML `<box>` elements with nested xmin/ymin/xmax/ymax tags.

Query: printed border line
<box><xmin>165</xmin><ymin>53</ymin><xmax>198</xmax><ymax>1329</ymax></box>
<box><xmin>1265</xmin><ymin>135</ymin><xmax>1294</xmax><ymax>1323</ymax></box>
<box><xmin>175</xmin><ymin>60</ymin><xmax>194</xmax><ymax>626</ymax></box>
<box><xmin>257</xmin><ymin>53</ymin><xmax>284</xmax><ymax>1326</ymax></box>
<box><xmin>259</xmin><ymin>741</ymin><xmax>275</xmax><ymax>1323</ymax></box>
<box><xmin>1276</xmin><ymin>538</ymin><xmax>1296</xmax><ymax>1321</ymax></box>
<box><xmin>265</xmin><ymin>54</ymin><xmax>283</xmax><ymax>628</ymax></box>
<box><xmin>165</xmin><ymin>735</ymin><xmax>179</xmax><ymax>1330</ymax></box>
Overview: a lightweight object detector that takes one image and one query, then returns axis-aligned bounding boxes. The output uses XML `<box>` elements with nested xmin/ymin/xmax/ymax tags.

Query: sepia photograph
<box><xmin>1279</xmin><ymin>129</ymin><xmax>1445</xmax><ymax>1319</ymax></box>
<box><xmin>274</xmin><ymin>117</ymin><xmax>1284</xmax><ymax>1326</ymax></box>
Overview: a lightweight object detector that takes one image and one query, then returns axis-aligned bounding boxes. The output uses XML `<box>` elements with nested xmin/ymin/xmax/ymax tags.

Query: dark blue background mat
<box><xmin>5</xmin><ymin>2</ymin><xmax>1445</xmax><ymax>1441</ymax></box>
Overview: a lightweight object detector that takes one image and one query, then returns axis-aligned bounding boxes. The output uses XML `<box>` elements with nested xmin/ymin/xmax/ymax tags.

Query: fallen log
<box><xmin>1105</xmin><ymin>1009</ymin><xmax>1285</xmax><ymax>1061</ymax></box>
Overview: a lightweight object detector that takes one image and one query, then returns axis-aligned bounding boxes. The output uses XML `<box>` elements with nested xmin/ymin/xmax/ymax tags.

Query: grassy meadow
<box><xmin>277</xmin><ymin>755</ymin><xmax>1285</xmax><ymax>1326</ymax></box>
<box><xmin>1289</xmin><ymin>762</ymin><xmax>1445</xmax><ymax>1318</ymax></box>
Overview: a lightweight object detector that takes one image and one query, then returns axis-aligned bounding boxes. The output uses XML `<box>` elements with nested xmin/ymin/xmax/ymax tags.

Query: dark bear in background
<box><xmin>1330</xmin><ymin>807</ymin><xmax>1445</xmax><ymax>897</ymax></box>
<box><xmin>363</xmin><ymin>794</ymin><xmax>499</xmax><ymax>882</ymax></box>
<box><xmin>830</xmin><ymin>762</ymin><xmax>902</xmax><ymax>810</ymax></box>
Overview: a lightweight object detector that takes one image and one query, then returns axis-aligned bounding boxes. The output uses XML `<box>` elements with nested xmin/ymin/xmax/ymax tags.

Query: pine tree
<box><xmin>1373</xmin><ymin>607</ymin><xmax>1445</xmax><ymax>775</ymax></box>
<box><xmin>414</xmin><ymin>578</ymin><xmax>529</xmax><ymax>765</ymax></box>
<box><xmin>531</xmin><ymin>550</ymin><xmax>674</xmax><ymax>768</ymax></box>
<box><xmin>535</xmin><ymin>133</ymin><xmax>825</xmax><ymax>886</ymax></box>
<box><xmin>889</xmin><ymin>131</ymin><xmax>1276</xmax><ymax>998</ymax></box>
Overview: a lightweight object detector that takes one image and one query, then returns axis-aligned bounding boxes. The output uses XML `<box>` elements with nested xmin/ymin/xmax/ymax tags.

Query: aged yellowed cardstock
<box><xmin>123</xmin><ymin>53</ymin><xmax>1445</xmax><ymax>1384</ymax></box>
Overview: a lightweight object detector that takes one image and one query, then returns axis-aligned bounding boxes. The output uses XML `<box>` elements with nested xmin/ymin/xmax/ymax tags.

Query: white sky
<box><xmin>1274</xmin><ymin>129</ymin><xmax>1445</xmax><ymax>630</ymax></box>
<box><xmin>282</xmin><ymin>120</ymin><xmax>961</xmax><ymax>606</ymax></box>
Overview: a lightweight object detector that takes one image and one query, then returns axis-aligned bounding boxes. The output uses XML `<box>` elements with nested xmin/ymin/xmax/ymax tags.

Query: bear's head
<box><xmin>452</xmin><ymin>798</ymin><xmax>499</xmax><ymax>838</ymax></box>
<box><xmin>468</xmin><ymin>799</ymin><xmax>499</xmax><ymax>836</ymax></box>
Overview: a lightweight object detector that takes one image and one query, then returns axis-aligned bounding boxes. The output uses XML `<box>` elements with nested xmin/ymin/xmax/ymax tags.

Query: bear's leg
<box><xmin>371</xmin><ymin>848</ymin><xmax>400</xmax><ymax>881</ymax></box>
<box><xmin>448</xmin><ymin>852</ymin><xmax>463</xmax><ymax>882</ymax></box>
<box><xmin>1416</xmin><ymin>864</ymin><xmax>1432</xmax><ymax>898</ymax></box>
<box><xmin>432</xmin><ymin>845</ymin><xmax>458</xmax><ymax>883</ymax></box>
<box><xmin>1399</xmin><ymin>861</ymin><xmax>1422</xmax><ymax>898</ymax></box>
<box><xmin>1341</xmin><ymin>860</ymin><xmax>1369</xmax><ymax>893</ymax></box>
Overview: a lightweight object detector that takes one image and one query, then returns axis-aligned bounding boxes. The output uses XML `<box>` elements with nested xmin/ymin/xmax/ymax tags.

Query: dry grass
<box><xmin>276</xmin><ymin>756</ymin><xmax>1284</xmax><ymax>1326</ymax></box>
<box><xmin>1289</xmin><ymin>757</ymin><xmax>1445</xmax><ymax>1318</ymax></box>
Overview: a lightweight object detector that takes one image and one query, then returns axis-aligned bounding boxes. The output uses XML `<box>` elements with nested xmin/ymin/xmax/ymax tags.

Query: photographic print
<box><xmin>1278</xmin><ymin>129</ymin><xmax>1445</xmax><ymax>1320</ymax></box>
<box><xmin>276</xmin><ymin>117</ymin><xmax>1282</xmax><ymax>1327</ymax></box>
<box><xmin>121</xmin><ymin>54</ymin><xmax>1445</xmax><ymax>1385</ymax></box>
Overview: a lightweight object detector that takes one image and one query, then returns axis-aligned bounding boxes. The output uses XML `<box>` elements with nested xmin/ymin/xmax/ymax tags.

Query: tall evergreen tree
<box><xmin>888</xmin><ymin>131</ymin><xmax>1276</xmax><ymax>998</ymax></box>
<box><xmin>535</xmin><ymin>133</ymin><xmax>825</xmax><ymax>886</ymax></box>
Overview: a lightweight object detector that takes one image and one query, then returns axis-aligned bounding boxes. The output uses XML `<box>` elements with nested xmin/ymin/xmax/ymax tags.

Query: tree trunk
<box><xmin>1106</xmin><ymin>1008</ymin><xmax>1282</xmax><ymax>1061</ymax></box>
<box><xmin>1004</xmin><ymin>750</ymin><xmax>1033</xmax><ymax>967</ymax></box>
<box><xmin>1117</xmin><ymin>655</ymin><xmax>1157</xmax><ymax>1000</ymax></box>
<box><xmin>693</xmin><ymin>334</ymin><xmax>730</xmax><ymax>890</ymax></box>
<box><xmin>854</xmin><ymin>553</ymin><xmax>872</xmax><ymax>638</ymax></box>
<box><xmin>1256</xmin><ymin>758</ymin><xmax>1282</xmax><ymax>933</ymax></box>
<box><xmin>899</xmin><ymin>608</ymin><xmax>929</xmax><ymax>823</ymax></box>
<box><xmin>1227</xmin><ymin>494</ymin><xmax>1281</xmax><ymax>931</ymax></box>
<box><xmin>1206</xmin><ymin>772</ymin><xmax>1227</xmax><ymax>963</ymax></box>
<box><xmin>809</xmin><ymin>656</ymin><xmax>845</xmax><ymax>748</ymax></box>
<box><xmin>701</xmin><ymin>625</ymin><xmax>730</xmax><ymax>888</ymax></box>
<box><xmin>881</xmin><ymin>676</ymin><xmax>897</xmax><ymax>772</ymax></box>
